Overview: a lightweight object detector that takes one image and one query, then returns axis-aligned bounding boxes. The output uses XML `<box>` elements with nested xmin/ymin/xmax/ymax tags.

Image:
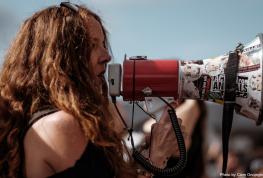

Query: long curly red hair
<box><xmin>0</xmin><ymin>5</ymin><xmax>135</xmax><ymax>178</ymax></box>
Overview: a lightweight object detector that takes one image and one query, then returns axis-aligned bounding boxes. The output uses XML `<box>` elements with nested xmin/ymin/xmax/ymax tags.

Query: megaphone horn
<box><xmin>108</xmin><ymin>34</ymin><xmax>263</xmax><ymax>125</ymax></box>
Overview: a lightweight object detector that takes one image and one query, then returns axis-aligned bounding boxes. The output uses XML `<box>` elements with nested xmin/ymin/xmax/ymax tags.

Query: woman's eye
<box><xmin>90</xmin><ymin>42</ymin><xmax>95</xmax><ymax>48</ymax></box>
<box><xmin>91</xmin><ymin>43</ymin><xmax>97</xmax><ymax>48</ymax></box>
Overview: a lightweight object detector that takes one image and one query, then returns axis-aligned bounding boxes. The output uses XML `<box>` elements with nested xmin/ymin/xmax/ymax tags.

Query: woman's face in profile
<box><xmin>87</xmin><ymin>17</ymin><xmax>111</xmax><ymax>86</ymax></box>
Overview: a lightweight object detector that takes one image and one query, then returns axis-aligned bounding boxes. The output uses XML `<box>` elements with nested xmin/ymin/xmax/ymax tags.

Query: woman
<box><xmin>0</xmin><ymin>3</ymin><xmax>182</xmax><ymax>178</ymax></box>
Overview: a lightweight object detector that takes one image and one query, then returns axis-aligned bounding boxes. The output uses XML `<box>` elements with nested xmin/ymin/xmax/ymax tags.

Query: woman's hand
<box><xmin>144</xmin><ymin>103</ymin><xmax>186</xmax><ymax>169</ymax></box>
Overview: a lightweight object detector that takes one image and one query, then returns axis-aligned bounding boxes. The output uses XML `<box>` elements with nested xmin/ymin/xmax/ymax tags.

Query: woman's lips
<box><xmin>96</xmin><ymin>71</ymin><xmax>105</xmax><ymax>84</ymax></box>
<box><xmin>97</xmin><ymin>70</ymin><xmax>105</xmax><ymax>77</ymax></box>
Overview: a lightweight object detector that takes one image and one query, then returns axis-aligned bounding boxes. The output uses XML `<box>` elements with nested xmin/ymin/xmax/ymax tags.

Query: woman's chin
<box><xmin>94</xmin><ymin>75</ymin><xmax>106</xmax><ymax>93</ymax></box>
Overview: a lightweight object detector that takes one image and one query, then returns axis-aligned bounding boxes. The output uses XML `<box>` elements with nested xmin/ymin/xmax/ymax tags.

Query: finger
<box><xmin>149</xmin><ymin>123</ymin><xmax>158</xmax><ymax>136</ymax></box>
<box><xmin>144</xmin><ymin>134</ymin><xmax>151</xmax><ymax>148</ymax></box>
<box><xmin>177</xmin><ymin>118</ymin><xmax>182</xmax><ymax>126</ymax></box>
<box><xmin>158</xmin><ymin>110</ymin><xmax>170</xmax><ymax>124</ymax></box>
<box><xmin>170</xmin><ymin>102</ymin><xmax>177</xmax><ymax>108</ymax></box>
<box><xmin>151</xmin><ymin>122</ymin><xmax>157</xmax><ymax>130</ymax></box>
<box><xmin>183</xmin><ymin>131</ymin><xmax>188</xmax><ymax>140</ymax></box>
<box><xmin>180</xmin><ymin>125</ymin><xmax>185</xmax><ymax>132</ymax></box>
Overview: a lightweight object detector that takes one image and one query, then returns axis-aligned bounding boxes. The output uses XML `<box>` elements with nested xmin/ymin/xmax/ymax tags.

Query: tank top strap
<box><xmin>28</xmin><ymin>107</ymin><xmax>59</xmax><ymax>128</ymax></box>
<box><xmin>20</xmin><ymin>107</ymin><xmax>60</xmax><ymax>178</ymax></box>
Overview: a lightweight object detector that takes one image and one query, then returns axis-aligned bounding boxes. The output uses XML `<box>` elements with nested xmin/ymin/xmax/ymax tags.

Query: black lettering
<box><xmin>213</xmin><ymin>82</ymin><xmax>218</xmax><ymax>90</ymax></box>
<box><xmin>244</xmin><ymin>83</ymin><xmax>247</xmax><ymax>92</ymax></box>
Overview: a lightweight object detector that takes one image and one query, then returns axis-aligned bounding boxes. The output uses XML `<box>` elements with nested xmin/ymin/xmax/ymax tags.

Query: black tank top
<box><xmin>25</xmin><ymin>108</ymin><xmax>115</xmax><ymax>178</ymax></box>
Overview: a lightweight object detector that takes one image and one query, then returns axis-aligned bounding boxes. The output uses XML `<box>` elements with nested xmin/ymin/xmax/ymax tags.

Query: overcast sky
<box><xmin>0</xmin><ymin>0</ymin><xmax>263</xmax><ymax>64</ymax></box>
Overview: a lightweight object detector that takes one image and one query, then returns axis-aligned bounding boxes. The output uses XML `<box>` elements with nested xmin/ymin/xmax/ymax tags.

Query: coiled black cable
<box><xmin>112</xmin><ymin>96</ymin><xmax>187</xmax><ymax>177</ymax></box>
<box><xmin>132</xmin><ymin>107</ymin><xmax>187</xmax><ymax>177</ymax></box>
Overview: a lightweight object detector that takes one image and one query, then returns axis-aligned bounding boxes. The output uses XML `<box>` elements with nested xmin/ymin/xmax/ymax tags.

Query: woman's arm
<box><xmin>175</xmin><ymin>100</ymin><xmax>201</xmax><ymax>149</ymax></box>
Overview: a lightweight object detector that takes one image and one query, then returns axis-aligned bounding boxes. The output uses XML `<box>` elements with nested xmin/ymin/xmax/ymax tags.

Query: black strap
<box><xmin>28</xmin><ymin>108</ymin><xmax>59</xmax><ymax>128</ymax></box>
<box><xmin>222</xmin><ymin>51</ymin><xmax>239</xmax><ymax>175</ymax></box>
<box><xmin>20</xmin><ymin>107</ymin><xmax>59</xmax><ymax>176</ymax></box>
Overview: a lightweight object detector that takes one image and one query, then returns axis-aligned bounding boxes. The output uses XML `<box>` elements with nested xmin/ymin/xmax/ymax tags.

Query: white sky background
<box><xmin>86</xmin><ymin>0</ymin><xmax>263</xmax><ymax>62</ymax></box>
<box><xmin>0</xmin><ymin>0</ymin><xmax>263</xmax><ymax>63</ymax></box>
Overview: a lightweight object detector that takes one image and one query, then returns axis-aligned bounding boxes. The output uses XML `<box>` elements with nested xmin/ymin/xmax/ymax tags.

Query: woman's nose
<box><xmin>99</xmin><ymin>51</ymin><xmax>111</xmax><ymax>64</ymax></box>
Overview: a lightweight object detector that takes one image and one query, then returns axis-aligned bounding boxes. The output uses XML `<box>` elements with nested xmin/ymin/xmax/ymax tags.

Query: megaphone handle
<box><xmin>132</xmin><ymin>108</ymin><xmax>187</xmax><ymax>177</ymax></box>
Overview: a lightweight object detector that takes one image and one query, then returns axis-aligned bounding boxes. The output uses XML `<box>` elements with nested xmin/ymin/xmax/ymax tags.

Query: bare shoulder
<box><xmin>24</xmin><ymin>110</ymin><xmax>88</xmax><ymax>176</ymax></box>
<box><xmin>33</xmin><ymin>110</ymin><xmax>85</xmax><ymax>140</ymax></box>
